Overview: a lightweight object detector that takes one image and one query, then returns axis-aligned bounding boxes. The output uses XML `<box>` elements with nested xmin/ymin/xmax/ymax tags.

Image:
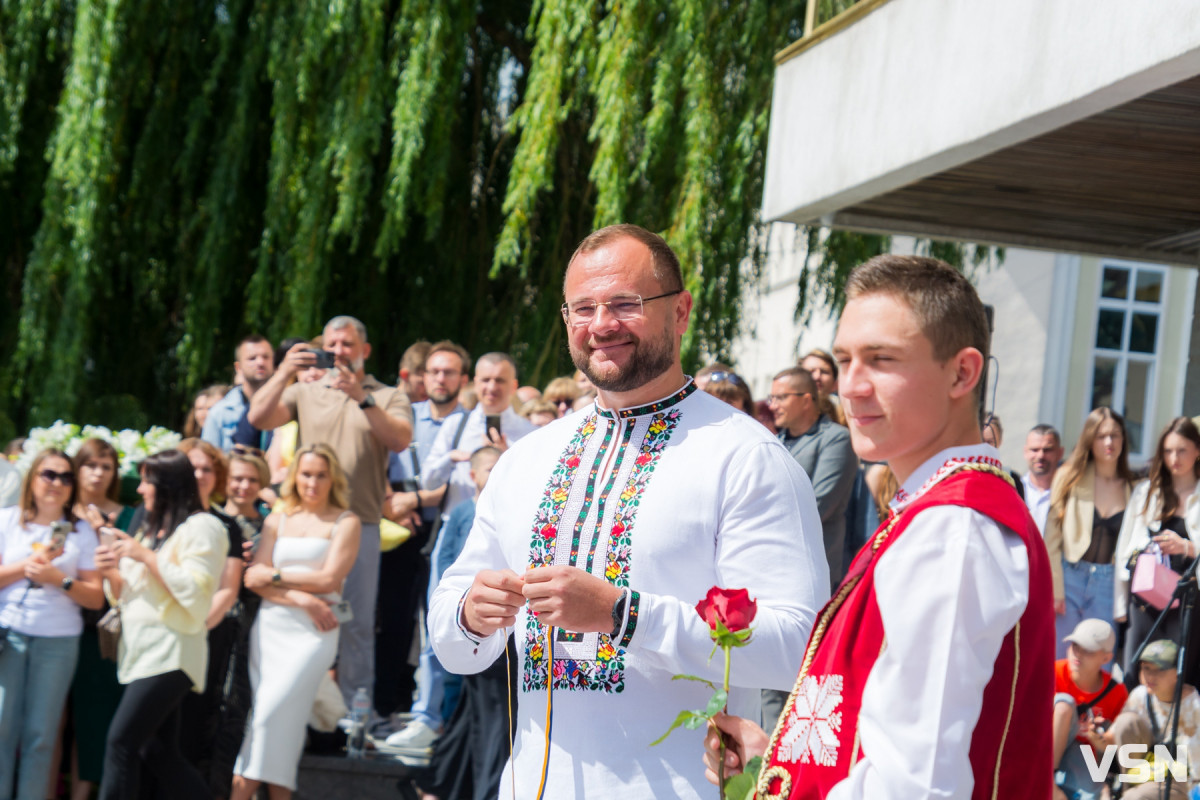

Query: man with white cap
<box><xmin>1052</xmin><ymin>619</ymin><xmax>1128</xmax><ymax>800</ymax></box>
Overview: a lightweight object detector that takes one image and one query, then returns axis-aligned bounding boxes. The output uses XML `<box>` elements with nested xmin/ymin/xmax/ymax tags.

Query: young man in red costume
<box><xmin>704</xmin><ymin>255</ymin><xmax>1055</xmax><ymax>799</ymax></box>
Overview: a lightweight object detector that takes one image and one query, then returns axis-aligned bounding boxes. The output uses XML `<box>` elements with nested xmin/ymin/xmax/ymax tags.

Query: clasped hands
<box><xmin>93</xmin><ymin>529</ymin><xmax>148</xmax><ymax>572</ymax></box>
<box><xmin>461</xmin><ymin>565</ymin><xmax>621</xmax><ymax>639</ymax></box>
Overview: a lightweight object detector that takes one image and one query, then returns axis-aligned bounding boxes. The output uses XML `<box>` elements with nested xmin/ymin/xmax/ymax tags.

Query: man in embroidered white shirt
<box><xmin>428</xmin><ymin>224</ymin><xmax>828</xmax><ymax>800</ymax></box>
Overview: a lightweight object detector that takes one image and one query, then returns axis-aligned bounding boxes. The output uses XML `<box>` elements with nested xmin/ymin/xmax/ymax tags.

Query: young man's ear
<box><xmin>948</xmin><ymin>347</ymin><xmax>986</xmax><ymax>400</ymax></box>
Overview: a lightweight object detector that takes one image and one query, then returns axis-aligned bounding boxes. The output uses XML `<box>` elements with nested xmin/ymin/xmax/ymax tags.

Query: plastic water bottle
<box><xmin>347</xmin><ymin>687</ymin><xmax>370</xmax><ymax>758</ymax></box>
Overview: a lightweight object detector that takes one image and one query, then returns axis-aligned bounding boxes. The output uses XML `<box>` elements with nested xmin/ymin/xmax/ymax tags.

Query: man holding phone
<box><xmin>248</xmin><ymin>315</ymin><xmax>412</xmax><ymax>709</ymax></box>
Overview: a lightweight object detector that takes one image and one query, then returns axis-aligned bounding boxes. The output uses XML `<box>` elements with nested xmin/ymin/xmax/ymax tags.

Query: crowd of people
<box><xmin>2</xmin><ymin>223</ymin><xmax>1200</xmax><ymax>800</ymax></box>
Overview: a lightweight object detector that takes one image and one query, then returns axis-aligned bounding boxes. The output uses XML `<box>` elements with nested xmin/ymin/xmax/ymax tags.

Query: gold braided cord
<box><xmin>755</xmin><ymin>462</ymin><xmax>1012</xmax><ymax>798</ymax></box>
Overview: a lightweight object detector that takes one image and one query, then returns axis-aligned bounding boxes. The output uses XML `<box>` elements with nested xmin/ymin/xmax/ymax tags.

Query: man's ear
<box><xmin>948</xmin><ymin>347</ymin><xmax>985</xmax><ymax>400</ymax></box>
<box><xmin>399</xmin><ymin>368</ymin><xmax>411</xmax><ymax>381</ymax></box>
<box><xmin>362</xmin><ymin>342</ymin><xmax>372</xmax><ymax>362</ymax></box>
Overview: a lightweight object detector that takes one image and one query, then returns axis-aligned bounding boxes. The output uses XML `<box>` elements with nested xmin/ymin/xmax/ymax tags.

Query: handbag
<box><xmin>1132</xmin><ymin>542</ymin><xmax>1180</xmax><ymax>611</ymax></box>
<box><xmin>96</xmin><ymin>605</ymin><xmax>122</xmax><ymax>662</ymax></box>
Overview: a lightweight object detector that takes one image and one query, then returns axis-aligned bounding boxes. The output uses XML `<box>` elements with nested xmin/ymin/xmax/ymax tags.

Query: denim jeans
<box><xmin>1057</xmin><ymin>559</ymin><xmax>1115</xmax><ymax>660</ymax></box>
<box><xmin>0</xmin><ymin>630</ymin><xmax>80</xmax><ymax>800</ymax></box>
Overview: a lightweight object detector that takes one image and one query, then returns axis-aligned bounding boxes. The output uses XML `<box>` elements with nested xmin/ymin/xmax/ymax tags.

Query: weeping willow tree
<box><xmin>0</xmin><ymin>0</ymin><xmax>816</xmax><ymax>440</ymax></box>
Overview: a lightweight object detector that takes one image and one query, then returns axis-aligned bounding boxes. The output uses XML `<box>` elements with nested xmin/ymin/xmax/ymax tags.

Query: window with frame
<box><xmin>1089</xmin><ymin>262</ymin><xmax>1165</xmax><ymax>458</ymax></box>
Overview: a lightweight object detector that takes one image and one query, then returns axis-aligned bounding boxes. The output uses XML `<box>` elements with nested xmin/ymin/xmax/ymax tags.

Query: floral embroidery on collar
<box><xmin>891</xmin><ymin>454</ymin><xmax>1004</xmax><ymax>511</ymax></box>
<box><xmin>595</xmin><ymin>380</ymin><xmax>696</xmax><ymax>420</ymax></box>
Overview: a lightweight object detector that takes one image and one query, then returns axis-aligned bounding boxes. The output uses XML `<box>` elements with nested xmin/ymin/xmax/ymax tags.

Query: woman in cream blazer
<box><xmin>1044</xmin><ymin>408</ymin><xmax>1134</xmax><ymax>658</ymax></box>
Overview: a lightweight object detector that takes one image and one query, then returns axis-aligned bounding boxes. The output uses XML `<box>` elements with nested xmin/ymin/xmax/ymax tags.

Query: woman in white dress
<box><xmin>231</xmin><ymin>444</ymin><xmax>360</xmax><ymax>800</ymax></box>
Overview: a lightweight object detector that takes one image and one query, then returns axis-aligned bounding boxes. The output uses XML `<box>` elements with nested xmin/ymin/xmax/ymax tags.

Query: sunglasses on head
<box><xmin>38</xmin><ymin>469</ymin><xmax>74</xmax><ymax>486</ymax></box>
<box><xmin>232</xmin><ymin>444</ymin><xmax>265</xmax><ymax>458</ymax></box>
<box><xmin>705</xmin><ymin>371</ymin><xmax>746</xmax><ymax>388</ymax></box>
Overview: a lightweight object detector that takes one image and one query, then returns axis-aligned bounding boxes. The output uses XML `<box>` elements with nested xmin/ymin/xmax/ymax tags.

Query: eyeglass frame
<box><xmin>765</xmin><ymin>391</ymin><xmax>811</xmax><ymax>405</ymax></box>
<box><xmin>560</xmin><ymin>290</ymin><xmax>683</xmax><ymax>327</ymax></box>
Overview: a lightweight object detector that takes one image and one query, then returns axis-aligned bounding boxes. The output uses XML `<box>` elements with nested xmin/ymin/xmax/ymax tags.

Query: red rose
<box><xmin>540</xmin><ymin>524</ymin><xmax>557</xmax><ymax>539</ymax></box>
<box><xmin>636</xmin><ymin>452</ymin><xmax>652</xmax><ymax>466</ymax></box>
<box><xmin>695</xmin><ymin>586</ymin><xmax>757</xmax><ymax>633</ymax></box>
<box><xmin>566</xmin><ymin>456</ymin><xmax>581</xmax><ymax>468</ymax></box>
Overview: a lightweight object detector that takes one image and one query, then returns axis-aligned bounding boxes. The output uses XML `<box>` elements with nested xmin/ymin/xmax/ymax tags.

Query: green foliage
<box><xmin>2</xmin><ymin>0</ymin><xmax>810</xmax><ymax>434</ymax></box>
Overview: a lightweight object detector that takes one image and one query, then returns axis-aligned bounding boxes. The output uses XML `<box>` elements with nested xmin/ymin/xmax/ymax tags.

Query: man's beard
<box><xmin>571</xmin><ymin>329</ymin><xmax>675</xmax><ymax>394</ymax></box>
<box><xmin>426</xmin><ymin>386</ymin><xmax>458</xmax><ymax>405</ymax></box>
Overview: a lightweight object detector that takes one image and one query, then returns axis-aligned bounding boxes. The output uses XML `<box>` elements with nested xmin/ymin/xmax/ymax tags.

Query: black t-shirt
<box><xmin>207</xmin><ymin>506</ymin><xmax>245</xmax><ymax>558</ymax></box>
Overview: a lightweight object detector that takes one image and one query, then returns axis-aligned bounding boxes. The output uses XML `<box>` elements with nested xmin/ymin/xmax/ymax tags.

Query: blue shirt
<box><xmin>201</xmin><ymin>387</ymin><xmax>248</xmax><ymax>452</ymax></box>
<box><xmin>433</xmin><ymin>500</ymin><xmax>476</xmax><ymax>583</ymax></box>
<box><xmin>388</xmin><ymin>400</ymin><xmax>463</xmax><ymax>521</ymax></box>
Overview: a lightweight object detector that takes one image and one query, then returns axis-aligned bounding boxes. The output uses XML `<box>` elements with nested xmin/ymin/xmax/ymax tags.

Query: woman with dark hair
<box><xmin>70</xmin><ymin>438</ymin><xmax>135</xmax><ymax>800</ymax></box>
<box><xmin>0</xmin><ymin>449</ymin><xmax>104</xmax><ymax>799</ymax></box>
<box><xmin>1116</xmin><ymin>417</ymin><xmax>1200</xmax><ymax>685</ymax></box>
<box><xmin>93</xmin><ymin>449</ymin><xmax>229</xmax><ymax>800</ymax></box>
<box><xmin>1045</xmin><ymin>407</ymin><xmax>1135</xmax><ymax>656</ymax></box>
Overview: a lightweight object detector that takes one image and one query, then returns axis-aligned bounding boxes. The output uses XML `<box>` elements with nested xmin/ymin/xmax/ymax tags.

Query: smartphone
<box><xmin>99</xmin><ymin>528</ymin><xmax>118</xmax><ymax>548</ymax></box>
<box><xmin>49</xmin><ymin>521</ymin><xmax>71</xmax><ymax>552</ymax></box>
<box><xmin>331</xmin><ymin>600</ymin><xmax>355</xmax><ymax>624</ymax></box>
<box><xmin>306</xmin><ymin>348</ymin><xmax>337</xmax><ymax>370</ymax></box>
<box><xmin>485</xmin><ymin>414</ymin><xmax>502</xmax><ymax>441</ymax></box>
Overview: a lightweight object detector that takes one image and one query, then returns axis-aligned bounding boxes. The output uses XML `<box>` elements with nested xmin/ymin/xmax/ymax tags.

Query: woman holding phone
<box><xmin>70</xmin><ymin>438</ymin><xmax>135</xmax><ymax>800</ymax></box>
<box><xmin>93</xmin><ymin>449</ymin><xmax>228</xmax><ymax>800</ymax></box>
<box><xmin>232</xmin><ymin>444</ymin><xmax>360</xmax><ymax>800</ymax></box>
<box><xmin>0</xmin><ymin>449</ymin><xmax>104</xmax><ymax>799</ymax></box>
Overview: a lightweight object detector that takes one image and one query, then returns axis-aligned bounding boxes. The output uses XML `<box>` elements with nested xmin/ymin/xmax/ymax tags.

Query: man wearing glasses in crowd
<box><xmin>428</xmin><ymin>223</ymin><xmax>827</xmax><ymax>799</ymax></box>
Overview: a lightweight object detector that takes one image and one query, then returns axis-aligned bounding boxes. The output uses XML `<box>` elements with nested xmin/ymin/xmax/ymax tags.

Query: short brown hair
<box><xmin>427</xmin><ymin>340</ymin><xmax>471</xmax><ymax>376</ymax></box>
<box><xmin>846</xmin><ymin>255</ymin><xmax>990</xmax><ymax>366</ymax></box>
<box><xmin>702</xmin><ymin>371</ymin><xmax>754</xmax><ymax>415</ymax></box>
<box><xmin>73</xmin><ymin>438</ymin><xmax>122</xmax><ymax>503</ymax></box>
<box><xmin>400</xmin><ymin>340</ymin><xmax>432</xmax><ymax>374</ymax></box>
<box><xmin>567</xmin><ymin>224</ymin><xmax>683</xmax><ymax>293</ymax></box>
<box><xmin>800</xmin><ymin>349</ymin><xmax>838</xmax><ymax>381</ymax></box>
<box><xmin>772</xmin><ymin>367</ymin><xmax>817</xmax><ymax>395</ymax></box>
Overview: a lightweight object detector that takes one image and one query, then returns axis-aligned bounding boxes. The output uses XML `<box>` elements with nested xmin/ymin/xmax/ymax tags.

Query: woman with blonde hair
<box><xmin>1045</xmin><ymin>407</ymin><xmax>1135</xmax><ymax>656</ymax></box>
<box><xmin>1115</xmin><ymin>417</ymin><xmax>1200</xmax><ymax>685</ymax></box>
<box><xmin>232</xmin><ymin>444</ymin><xmax>360</xmax><ymax>800</ymax></box>
<box><xmin>0</xmin><ymin>450</ymin><xmax>104</xmax><ymax>799</ymax></box>
<box><xmin>542</xmin><ymin>376</ymin><xmax>581</xmax><ymax>418</ymax></box>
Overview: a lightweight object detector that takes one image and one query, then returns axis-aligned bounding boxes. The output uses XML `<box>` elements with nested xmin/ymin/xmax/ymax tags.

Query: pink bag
<box><xmin>1132</xmin><ymin>544</ymin><xmax>1180</xmax><ymax>610</ymax></box>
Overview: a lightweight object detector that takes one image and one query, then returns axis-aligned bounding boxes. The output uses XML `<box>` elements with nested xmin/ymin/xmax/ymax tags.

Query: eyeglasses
<box><xmin>561</xmin><ymin>291</ymin><xmax>682</xmax><ymax>327</ymax></box>
<box><xmin>705</xmin><ymin>371</ymin><xmax>746</xmax><ymax>388</ymax></box>
<box><xmin>37</xmin><ymin>469</ymin><xmax>74</xmax><ymax>486</ymax></box>
<box><xmin>766</xmin><ymin>392</ymin><xmax>808</xmax><ymax>404</ymax></box>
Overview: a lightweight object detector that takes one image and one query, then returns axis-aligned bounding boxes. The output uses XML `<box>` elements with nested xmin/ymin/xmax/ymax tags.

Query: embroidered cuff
<box><xmin>618</xmin><ymin>590</ymin><xmax>641</xmax><ymax>649</ymax></box>
<box><xmin>455</xmin><ymin>589</ymin><xmax>483</xmax><ymax>645</ymax></box>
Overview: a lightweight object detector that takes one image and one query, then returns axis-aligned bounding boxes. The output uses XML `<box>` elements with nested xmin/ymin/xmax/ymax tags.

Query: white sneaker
<box><xmin>384</xmin><ymin>719</ymin><xmax>439</xmax><ymax>750</ymax></box>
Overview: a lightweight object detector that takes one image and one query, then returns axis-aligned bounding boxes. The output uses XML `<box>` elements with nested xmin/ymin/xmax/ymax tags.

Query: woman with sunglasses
<box><xmin>69</xmin><ymin>438</ymin><xmax>136</xmax><ymax>800</ymax></box>
<box><xmin>93</xmin><ymin>449</ymin><xmax>228</xmax><ymax>800</ymax></box>
<box><xmin>542</xmin><ymin>376</ymin><xmax>581</xmax><ymax>418</ymax></box>
<box><xmin>0</xmin><ymin>449</ymin><xmax>104</xmax><ymax>799</ymax></box>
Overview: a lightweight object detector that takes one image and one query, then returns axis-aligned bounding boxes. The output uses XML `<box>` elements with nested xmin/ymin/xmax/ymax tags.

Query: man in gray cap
<box><xmin>1052</xmin><ymin>619</ymin><xmax>1128</xmax><ymax>800</ymax></box>
<box><xmin>1108</xmin><ymin>640</ymin><xmax>1200</xmax><ymax>798</ymax></box>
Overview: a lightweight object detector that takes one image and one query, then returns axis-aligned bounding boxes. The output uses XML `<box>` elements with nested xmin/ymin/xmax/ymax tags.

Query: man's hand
<box><xmin>331</xmin><ymin>363</ymin><xmax>366</xmax><ymax>403</ymax></box>
<box><xmin>485</xmin><ymin>428</ymin><xmax>509</xmax><ymax>453</ymax></box>
<box><xmin>521</xmin><ymin>565</ymin><xmax>621</xmax><ymax>633</ymax></box>
<box><xmin>1054</xmin><ymin>598</ymin><xmax>1066</xmax><ymax>616</ymax></box>
<box><xmin>463</xmin><ymin>569</ymin><xmax>525</xmax><ymax>638</ymax></box>
<box><xmin>702</xmin><ymin>711</ymin><xmax>769</xmax><ymax>786</ymax></box>
<box><xmin>279</xmin><ymin>342</ymin><xmax>318</xmax><ymax>380</ymax></box>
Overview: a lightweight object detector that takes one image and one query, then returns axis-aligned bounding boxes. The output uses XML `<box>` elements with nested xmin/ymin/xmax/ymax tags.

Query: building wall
<box><xmin>730</xmin><ymin>225</ymin><xmax>1196</xmax><ymax>470</ymax></box>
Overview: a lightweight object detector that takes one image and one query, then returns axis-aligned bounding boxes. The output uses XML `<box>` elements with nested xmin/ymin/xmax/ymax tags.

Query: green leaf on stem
<box><xmin>650</xmin><ymin>709</ymin><xmax>709</xmax><ymax>746</ymax></box>
<box><xmin>672</xmin><ymin>674</ymin><xmax>717</xmax><ymax>691</ymax></box>
<box><xmin>723</xmin><ymin>756</ymin><xmax>763</xmax><ymax>800</ymax></box>
<box><xmin>705</xmin><ymin>689</ymin><xmax>728</xmax><ymax>717</ymax></box>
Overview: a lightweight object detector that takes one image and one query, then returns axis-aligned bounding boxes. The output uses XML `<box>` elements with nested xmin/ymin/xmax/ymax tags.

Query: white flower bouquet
<box><xmin>12</xmin><ymin>421</ymin><xmax>182</xmax><ymax>478</ymax></box>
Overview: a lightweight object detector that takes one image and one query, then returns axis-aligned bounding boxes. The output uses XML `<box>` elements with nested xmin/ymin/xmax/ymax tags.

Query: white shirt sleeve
<box><xmin>429</xmin><ymin>471</ymin><xmax>511</xmax><ymax>672</ymax></box>
<box><xmin>827</xmin><ymin>505</ymin><xmax>1029</xmax><ymax>800</ymax></box>
<box><xmin>631</xmin><ymin>441</ymin><xmax>830</xmax><ymax>690</ymax></box>
<box><xmin>421</xmin><ymin>412</ymin><xmax>464</xmax><ymax>491</ymax></box>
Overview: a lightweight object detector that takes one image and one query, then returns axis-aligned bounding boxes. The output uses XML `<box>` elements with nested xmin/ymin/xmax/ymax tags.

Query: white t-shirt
<box><xmin>0</xmin><ymin>506</ymin><xmax>97</xmax><ymax>637</ymax></box>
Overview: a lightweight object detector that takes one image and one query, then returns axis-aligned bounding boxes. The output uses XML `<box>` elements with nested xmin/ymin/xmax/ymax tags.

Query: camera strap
<box><xmin>1077</xmin><ymin>677</ymin><xmax>1117</xmax><ymax>718</ymax></box>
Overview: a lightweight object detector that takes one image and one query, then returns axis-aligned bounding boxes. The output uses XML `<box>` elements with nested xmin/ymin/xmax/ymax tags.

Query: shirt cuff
<box><xmin>617</xmin><ymin>590</ymin><xmax>641</xmax><ymax>649</ymax></box>
<box><xmin>455</xmin><ymin>589</ymin><xmax>483</xmax><ymax>646</ymax></box>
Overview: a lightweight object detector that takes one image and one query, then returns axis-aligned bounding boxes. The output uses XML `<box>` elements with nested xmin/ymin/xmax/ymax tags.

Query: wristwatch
<box><xmin>271</xmin><ymin>569</ymin><xmax>282</xmax><ymax>587</ymax></box>
<box><xmin>359</xmin><ymin>394</ymin><xmax>377</xmax><ymax>410</ymax></box>
<box><xmin>610</xmin><ymin>591</ymin><xmax>629</xmax><ymax>638</ymax></box>
<box><xmin>60</xmin><ymin>576</ymin><xmax>74</xmax><ymax>592</ymax></box>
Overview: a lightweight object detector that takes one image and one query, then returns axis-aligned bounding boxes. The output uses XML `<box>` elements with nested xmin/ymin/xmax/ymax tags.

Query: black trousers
<box><xmin>98</xmin><ymin>669</ymin><xmax>210</xmax><ymax>800</ymax></box>
<box><xmin>375</xmin><ymin>527</ymin><xmax>430</xmax><ymax>715</ymax></box>
<box><xmin>415</xmin><ymin>637</ymin><xmax>517</xmax><ymax>800</ymax></box>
